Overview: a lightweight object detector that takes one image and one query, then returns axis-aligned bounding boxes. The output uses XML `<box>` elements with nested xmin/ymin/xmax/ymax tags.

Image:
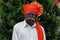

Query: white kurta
<box><xmin>12</xmin><ymin>20</ymin><xmax>46</xmax><ymax>40</ymax></box>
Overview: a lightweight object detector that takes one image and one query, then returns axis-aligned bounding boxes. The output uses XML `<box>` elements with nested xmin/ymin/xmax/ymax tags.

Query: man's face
<box><xmin>25</xmin><ymin>12</ymin><xmax>36</xmax><ymax>26</ymax></box>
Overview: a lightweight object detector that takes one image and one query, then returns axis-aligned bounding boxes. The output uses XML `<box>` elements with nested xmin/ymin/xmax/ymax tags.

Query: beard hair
<box><xmin>25</xmin><ymin>18</ymin><xmax>35</xmax><ymax>25</ymax></box>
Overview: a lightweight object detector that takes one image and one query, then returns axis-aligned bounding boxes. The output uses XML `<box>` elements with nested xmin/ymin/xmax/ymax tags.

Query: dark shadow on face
<box><xmin>25</xmin><ymin>12</ymin><xmax>36</xmax><ymax>26</ymax></box>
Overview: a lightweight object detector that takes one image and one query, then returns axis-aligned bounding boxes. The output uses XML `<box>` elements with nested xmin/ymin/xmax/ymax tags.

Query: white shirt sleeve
<box><xmin>41</xmin><ymin>27</ymin><xmax>46</xmax><ymax>40</ymax></box>
<box><xmin>12</xmin><ymin>26</ymin><xmax>18</xmax><ymax>40</ymax></box>
<box><xmin>43</xmin><ymin>28</ymin><xmax>46</xmax><ymax>40</ymax></box>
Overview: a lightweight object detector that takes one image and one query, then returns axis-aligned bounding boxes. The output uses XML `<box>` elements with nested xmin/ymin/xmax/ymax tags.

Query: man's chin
<box><xmin>25</xmin><ymin>19</ymin><xmax>34</xmax><ymax>23</ymax></box>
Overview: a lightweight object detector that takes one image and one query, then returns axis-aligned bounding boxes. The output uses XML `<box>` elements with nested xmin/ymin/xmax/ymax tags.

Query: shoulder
<box><xmin>13</xmin><ymin>20</ymin><xmax>26</xmax><ymax>30</ymax></box>
<box><xmin>40</xmin><ymin>25</ymin><xmax>45</xmax><ymax>31</ymax></box>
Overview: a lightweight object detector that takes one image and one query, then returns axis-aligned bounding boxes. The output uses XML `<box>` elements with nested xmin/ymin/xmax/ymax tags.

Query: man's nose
<box><xmin>29</xmin><ymin>14</ymin><xmax>33</xmax><ymax>18</ymax></box>
<box><xmin>29</xmin><ymin>14</ymin><xmax>32</xmax><ymax>17</ymax></box>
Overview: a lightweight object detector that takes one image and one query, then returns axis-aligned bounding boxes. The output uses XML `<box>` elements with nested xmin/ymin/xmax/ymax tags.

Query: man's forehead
<box><xmin>26</xmin><ymin>12</ymin><xmax>35</xmax><ymax>15</ymax></box>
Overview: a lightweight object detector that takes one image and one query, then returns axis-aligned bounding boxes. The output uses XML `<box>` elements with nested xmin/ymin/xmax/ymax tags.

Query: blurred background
<box><xmin>0</xmin><ymin>0</ymin><xmax>60</xmax><ymax>40</ymax></box>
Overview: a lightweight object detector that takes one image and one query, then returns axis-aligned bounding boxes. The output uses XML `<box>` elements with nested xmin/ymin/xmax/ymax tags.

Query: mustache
<box><xmin>25</xmin><ymin>18</ymin><xmax>35</xmax><ymax>20</ymax></box>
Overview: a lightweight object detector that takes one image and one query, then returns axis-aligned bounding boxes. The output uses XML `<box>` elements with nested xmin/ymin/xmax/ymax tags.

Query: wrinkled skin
<box><xmin>25</xmin><ymin>12</ymin><xmax>36</xmax><ymax>26</ymax></box>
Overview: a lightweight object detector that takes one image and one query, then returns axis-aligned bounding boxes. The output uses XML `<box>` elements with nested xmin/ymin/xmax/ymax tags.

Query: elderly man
<box><xmin>12</xmin><ymin>2</ymin><xmax>46</xmax><ymax>40</ymax></box>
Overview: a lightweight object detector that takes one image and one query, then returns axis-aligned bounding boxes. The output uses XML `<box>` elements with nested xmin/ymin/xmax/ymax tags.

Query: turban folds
<box><xmin>24</xmin><ymin>2</ymin><xmax>43</xmax><ymax>17</ymax></box>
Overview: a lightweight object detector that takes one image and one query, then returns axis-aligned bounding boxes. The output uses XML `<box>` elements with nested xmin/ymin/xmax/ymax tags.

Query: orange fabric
<box><xmin>36</xmin><ymin>21</ymin><xmax>44</xmax><ymax>40</ymax></box>
<box><xmin>23</xmin><ymin>2</ymin><xmax>43</xmax><ymax>17</ymax></box>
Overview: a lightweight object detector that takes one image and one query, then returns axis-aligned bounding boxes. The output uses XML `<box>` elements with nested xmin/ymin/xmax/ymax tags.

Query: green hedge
<box><xmin>0</xmin><ymin>0</ymin><xmax>60</xmax><ymax>40</ymax></box>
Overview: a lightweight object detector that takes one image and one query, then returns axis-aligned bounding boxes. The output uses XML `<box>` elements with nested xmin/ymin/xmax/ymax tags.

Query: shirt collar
<box><xmin>23</xmin><ymin>20</ymin><xmax>36</xmax><ymax>28</ymax></box>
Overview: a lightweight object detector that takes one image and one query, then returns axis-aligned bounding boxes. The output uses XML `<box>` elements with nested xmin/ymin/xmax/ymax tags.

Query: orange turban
<box><xmin>24</xmin><ymin>2</ymin><xmax>43</xmax><ymax>17</ymax></box>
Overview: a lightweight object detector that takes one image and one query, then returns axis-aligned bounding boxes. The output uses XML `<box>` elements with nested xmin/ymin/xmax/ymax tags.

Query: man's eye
<box><xmin>27</xmin><ymin>14</ymin><xmax>30</xmax><ymax>15</ymax></box>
